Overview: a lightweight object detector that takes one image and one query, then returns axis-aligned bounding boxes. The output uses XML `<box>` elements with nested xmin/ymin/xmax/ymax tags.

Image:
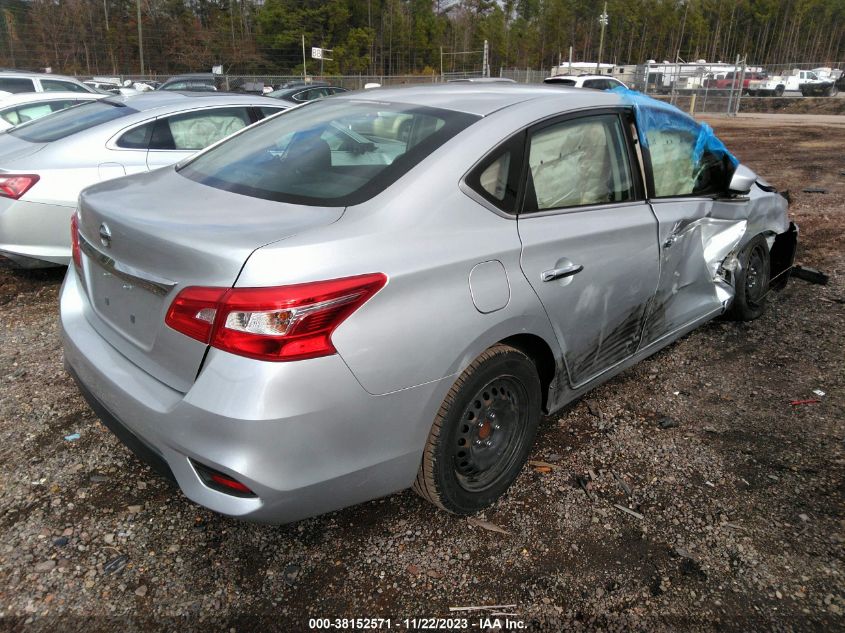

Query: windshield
<box><xmin>179</xmin><ymin>100</ymin><xmax>478</xmax><ymax>206</ymax></box>
<box><xmin>9</xmin><ymin>100</ymin><xmax>137</xmax><ymax>142</ymax></box>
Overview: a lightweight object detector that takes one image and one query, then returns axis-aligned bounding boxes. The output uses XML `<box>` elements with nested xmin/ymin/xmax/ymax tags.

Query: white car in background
<box><xmin>0</xmin><ymin>92</ymin><xmax>104</xmax><ymax>131</ymax></box>
<box><xmin>0</xmin><ymin>71</ymin><xmax>97</xmax><ymax>95</ymax></box>
<box><xmin>0</xmin><ymin>91</ymin><xmax>289</xmax><ymax>267</ymax></box>
<box><xmin>544</xmin><ymin>75</ymin><xmax>628</xmax><ymax>91</ymax></box>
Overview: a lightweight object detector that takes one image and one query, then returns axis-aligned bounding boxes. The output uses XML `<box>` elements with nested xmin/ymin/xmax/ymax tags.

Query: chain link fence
<box><xmin>83</xmin><ymin>61</ymin><xmax>844</xmax><ymax>116</ymax></box>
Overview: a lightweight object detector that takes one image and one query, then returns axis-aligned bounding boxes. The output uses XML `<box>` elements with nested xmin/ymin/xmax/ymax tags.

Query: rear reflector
<box><xmin>70</xmin><ymin>214</ymin><xmax>81</xmax><ymax>269</ymax></box>
<box><xmin>165</xmin><ymin>273</ymin><xmax>387</xmax><ymax>362</ymax></box>
<box><xmin>191</xmin><ymin>460</ymin><xmax>256</xmax><ymax>497</ymax></box>
<box><xmin>0</xmin><ymin>174</ymin><xmax>39</xmax><ymax>199</ymax></box>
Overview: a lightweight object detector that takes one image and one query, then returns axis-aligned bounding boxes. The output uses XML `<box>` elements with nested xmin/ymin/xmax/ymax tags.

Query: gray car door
<box><xmin>516</xmin><ymin>110</ymin><xmax>660</xmax><ymax>387</ymax></box>
<box><xmin>637</xmin><ymin>107</ymin><xmax>738</xmax><ymax>348</ymax></box>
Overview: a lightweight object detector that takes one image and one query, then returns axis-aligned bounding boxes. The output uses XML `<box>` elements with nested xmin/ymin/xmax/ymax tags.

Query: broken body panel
<box><xmin>544</xmin><ymin>90</ymin><xmax>795</xmax><ymax>410</ymax></box>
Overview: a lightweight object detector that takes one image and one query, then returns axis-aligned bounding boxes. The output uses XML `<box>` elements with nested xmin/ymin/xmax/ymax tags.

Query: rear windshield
<box><xmin>9</xmin><ymin>100</ymin><xmax>137</xmax><ymax>142</ymax></box>
<box><xmin>178</xmin><ymin>100</ymin><xmax>478</xmax><ymax>206</ymax></box>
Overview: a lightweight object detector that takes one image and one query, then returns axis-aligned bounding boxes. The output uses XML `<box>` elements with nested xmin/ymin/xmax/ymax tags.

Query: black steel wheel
<box><xmin>414</xmin><ymin>344</ymin><xmax>541</xmax><ymax>514</ymax></box>
<box><xmin>727</xmin><ymin>235</ymin><xmax>771</xmax><ymax>321</ymax></box>
<box><xmin>452</xmin><ymin>376</ymin><xmax>530</xmax><ymax>492</ymax></box>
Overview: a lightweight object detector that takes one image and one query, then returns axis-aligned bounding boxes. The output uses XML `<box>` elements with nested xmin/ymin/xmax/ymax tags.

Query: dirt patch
<box><xmin>0</xmin><ymin>122</ymin><xmax>842</xmax><ymax>631</ymax></box>
<box><xmin>738</xmin><ymin>96</ymin><xmax>845</xmax><ymax>115</ymax></box>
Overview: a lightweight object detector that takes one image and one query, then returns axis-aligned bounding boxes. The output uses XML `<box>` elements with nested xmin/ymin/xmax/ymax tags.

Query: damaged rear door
<box><xmin>517</xmin><ymin>110</ymin><xmax>659</xmax><ymax>387</ymax></box>
<box><xmin>636</xmin><ymin>106</ymin><xmax>745</xmax><ymax>347</ymax></box>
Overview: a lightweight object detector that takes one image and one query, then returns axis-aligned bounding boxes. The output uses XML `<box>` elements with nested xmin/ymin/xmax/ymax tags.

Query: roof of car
<box><xmin>100</xmin><ymin>91</ymin><xmax>285</xmax><ymax>111</ymax></box>
<box><xmin>331</xmin><ymin>83</ymin><xmax>621</xmax><ymax>116</ymax></box>
<box><xmin>0</xmin><ymin>71</ymin><xmax>84</xmax><ymax>82</ymax></box>
<box><xmin>0</xmin><ymin>92</ymin><xmax>103</xmax><ymax>105</ymax></box>
<box><xmin>545</xmin><ymin>74</ymin><xmax>618</xmax><ymax>81</ymax></box>
<box><xmin>162</xmin><ymin>73</ymin><xmax>215</xmax><ymax>81</ymax></box>
<box><xmin>269</xmin><ymin>85</ymin><xmax>344</xmax><ymax>98</ymax></box>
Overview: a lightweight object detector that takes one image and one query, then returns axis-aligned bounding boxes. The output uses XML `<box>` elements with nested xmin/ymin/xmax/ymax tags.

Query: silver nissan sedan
<box><xmin>61</xmin><ymin>85</ymin><xmax>797</xmax><ymax>524</ymax></box>
<box><xmin>0</xmin><ymin>91</ymin><xmax>289</xmax><ymax>267</ymax></box>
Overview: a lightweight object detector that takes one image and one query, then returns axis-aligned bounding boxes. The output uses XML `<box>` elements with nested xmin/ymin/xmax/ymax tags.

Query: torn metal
<box><xmin>614</xmin><ymin>88</ymin><xmax>795</xmax><ymax>341</ymax></box>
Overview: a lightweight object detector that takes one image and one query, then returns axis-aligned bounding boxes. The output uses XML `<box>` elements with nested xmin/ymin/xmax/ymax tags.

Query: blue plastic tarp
<box><xmin>611</xmin><ymin>87</ymin><xmax>738</xmax><ymax>167</ymax></box>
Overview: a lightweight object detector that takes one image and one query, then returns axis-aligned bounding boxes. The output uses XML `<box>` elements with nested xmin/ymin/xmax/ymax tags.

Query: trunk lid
<box><xmin>0</xmin><ymin>135</ymin><xmax>48</xmax><ymax>165</ymax></box>
<box><xmin>77</xmin><ymin>167</ymin><xmax>345</xmax><ymax>392</ymax></box>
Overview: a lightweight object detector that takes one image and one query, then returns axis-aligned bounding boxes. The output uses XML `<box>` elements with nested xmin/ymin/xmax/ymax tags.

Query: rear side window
<box><xmin>479</xmin><ymin>153</ymin><xmax>511</xmax><ymax>201</ymax></box>
<box><xmin>9</xmin><ymin>100</ymin><xmax>137</xmax><ymax>142</ymax></box>
<box><xmin>179</xmin><ymin>100</ymin><xmax>477</xmax><ymax>206</ymax></box>
<box><xmin>149</xmin><ymin>107</ymin><xmax>251</xmax><ymax>151</ymax></box>
<box><xmin>0</xmin><ymin>77</ymin><xmax>35</xmax><ymax>93</ymax></box>
<box><xmin>41</xmin><ymin>79</ymin><xmax>88</xmax><ymax>93</ymax></box>
<box><xmin>1</xmin><ymin>102</ymin><xmax>54</xmax><ymax>125</ymax></box>
<box><xmin>525</xmin><ymin>114</ymin><xmax>634</xmax><ymax>212</ymax></box>
<box><xmin>116</xmin><ymin>121</ymin><xmax>155</xmax><ymax>149</ymax></box>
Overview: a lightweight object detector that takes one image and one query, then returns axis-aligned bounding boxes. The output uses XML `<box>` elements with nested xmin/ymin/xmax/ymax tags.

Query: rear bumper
<box><xmin>60</xmin><ymin>267</ymin><xmax>447</xmax><ymax>523</ymax></box>
<box><xmin>0</xmin><ymin>197</ymin><xmax>73</xmax><ymax>266</ymax></box>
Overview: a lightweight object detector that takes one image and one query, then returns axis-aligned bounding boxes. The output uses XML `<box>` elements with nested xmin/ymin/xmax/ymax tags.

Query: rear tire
<box><xmin>774</xmin><ymin>85</ymin><xmax>785</xmax><ymax>97</ymax></box>
<box><xmin>726</xmin><ymin>235</ymin><xmax>771</xmax><ymax>321</ymax></box>
<box><xmin>413</xmin><ymin>344</ymin><xmax>541</xmax><ymax>514</ymax></box>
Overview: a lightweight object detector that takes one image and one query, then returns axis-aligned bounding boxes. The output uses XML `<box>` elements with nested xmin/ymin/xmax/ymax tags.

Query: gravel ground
<box><xmin>0</xmin><ymin>119</ymin><xmax>843</xmax><ymax>632</ymax></box>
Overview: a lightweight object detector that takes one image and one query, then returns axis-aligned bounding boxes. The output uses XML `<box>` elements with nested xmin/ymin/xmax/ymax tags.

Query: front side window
<box><xmin>9</xmin><ymin>100</ymin><xmax>137</xmax><ymax>143</ymax></box>
<box><xmin>525</xmin><ymin>114</ymin><xmax>634</xmax><ymax>212</ymax></box>
<box><xmin>179</xmin><ymin>100</ymin><xmax>477</xmax><ymax>206</ymax></box>
<box><xmin>641</xmin><ymin>108</ymin><xmax>730</xmax><ymax>197</ymax></box>
<box><xmin>150</xmin><ymin>107</ymin><xmax>251</xmax><ymax>151</ymax></box>
<box><xmin>41</xmin><ymin>79</ymin><xmax>88</xmax><ymax>93</ymax></box>
<box><xmin>258</xmin><ymin>106</ymin><xmax>286</xmax><ymax>119</ymax></box>
<box><xmin>0</xmin><ymin>77</ymin><xmax>35</xmax><ymax>93</ymax></box>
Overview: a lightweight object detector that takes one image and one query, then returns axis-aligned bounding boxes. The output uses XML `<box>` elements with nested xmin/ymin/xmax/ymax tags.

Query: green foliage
<box><xmin>0</xmin><ymin>0</ymin><xmax>842</xmax><ymax>75</ymax></box>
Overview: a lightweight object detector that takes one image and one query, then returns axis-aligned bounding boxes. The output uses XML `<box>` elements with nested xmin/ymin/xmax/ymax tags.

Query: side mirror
<box><xmin>728</xmin><ymin>163</ymin><xmax>757</xmax><ymax>195</ymax></box>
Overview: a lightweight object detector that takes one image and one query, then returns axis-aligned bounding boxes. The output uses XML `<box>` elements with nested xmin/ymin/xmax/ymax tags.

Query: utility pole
<box><xmin>440</xmin><ymin>46</ymin><xmax>443</xmax><ymax>81</ymax></box>
<box><xmin>136</xmin><ymin>0</ymin><xmax>144</xmax><ymax>75</ymax></box>
<box><xmin>103</xmin><ymin>0</ymin><xmax>116</xmax><ymax>74</ymax></box>
<box><xmin>3</xmin><ymin>11</ymin><xmax>16</xmax><ymax>68</ymax></box>
<box><xmin>301</xmin><ymin>34</ymin><xmax>307</xmax><ymax>80</ymax></box>
<box><xmin>482</xmin><ymin>40</ymin><xmax>489</xmax><ymax>77</ymax></box>
<box><xmin>596</xmin><ymin>2</ymin><xmax>608</xmax><ymax>74</ymax></box>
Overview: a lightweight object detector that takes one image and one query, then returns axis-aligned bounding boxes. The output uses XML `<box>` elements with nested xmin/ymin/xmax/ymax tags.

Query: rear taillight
<box><xmin>70</xmin><ymin>214</ymin><xmax>82</xmax><ymax>269</ymax></box>
<box><xmin>165</xmin><ymin>273</ymin><xmax>387</xmax><ymax>362</ymax></box>
<box><xmin>0</xmin><ymin>174</ymin><xmax>39</xmax><ymax>199</ymax></box>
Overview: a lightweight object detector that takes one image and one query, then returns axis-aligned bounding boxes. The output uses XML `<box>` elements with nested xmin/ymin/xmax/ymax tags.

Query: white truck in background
<box><xmin>748</xmin><ymin>69</ymin><xmax>838</xmax><ymax>97</ymax></box>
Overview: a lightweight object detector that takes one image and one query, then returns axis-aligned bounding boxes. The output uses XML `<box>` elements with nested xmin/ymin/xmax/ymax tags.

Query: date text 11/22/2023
<box><xmin>307</xmin><ymin>617</ymin><xmax>527</xmax><ymax>630</ymax></box>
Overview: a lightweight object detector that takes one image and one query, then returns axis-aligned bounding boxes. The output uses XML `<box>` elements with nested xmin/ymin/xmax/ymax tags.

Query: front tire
<box><xmin>413</xmin><ymin>344</ymin><xmax>541</xmax><ymax>514</ymax></box>
<box><xmin>727</xmin><ymin>235</ymin><xmax>771</xmax><ymax>321</ymax></box>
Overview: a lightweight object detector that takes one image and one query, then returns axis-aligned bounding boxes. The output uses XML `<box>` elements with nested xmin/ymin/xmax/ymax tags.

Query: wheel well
<box><xmin>499</xmin><ymin>333</ymin><xmax>557</xmax><ymax>412</ymax></box>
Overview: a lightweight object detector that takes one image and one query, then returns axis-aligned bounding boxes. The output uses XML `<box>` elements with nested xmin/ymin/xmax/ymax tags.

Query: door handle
<box><xmin>541</xmin><ymin>263</ymin><xmax>583</xmax><ymax>282</ymax></box>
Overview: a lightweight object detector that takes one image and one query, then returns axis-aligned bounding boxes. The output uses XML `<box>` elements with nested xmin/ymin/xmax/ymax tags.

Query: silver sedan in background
<box><xmin>0</xmin><ymin>92</ymin><xmax>105</xmax><ymax>131</ymax></box>
<box><xmin>62</xmin><ymin>85</ymin><xmax>796</xmax><ymax>524</ymax></box>
<box><xmin>0</xmin><ymin>92</ymin><xmax>289</xmax><ymax>267</ymax></box>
